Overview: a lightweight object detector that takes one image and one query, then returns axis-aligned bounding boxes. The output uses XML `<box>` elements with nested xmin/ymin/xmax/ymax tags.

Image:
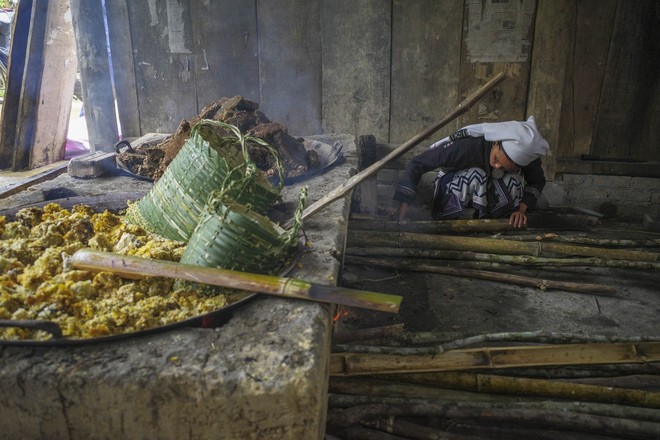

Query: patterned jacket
<box><xmin>393</xmin><ymin>135</ymin><xmax>546</xmax><ymax>210</ymax></box>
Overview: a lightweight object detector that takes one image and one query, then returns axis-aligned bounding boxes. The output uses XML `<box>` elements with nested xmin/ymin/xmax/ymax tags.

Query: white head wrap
<box><xmin>459</xmin><ymin>116</ymin><xmax>549</xmax><ymax>166</ymax></box>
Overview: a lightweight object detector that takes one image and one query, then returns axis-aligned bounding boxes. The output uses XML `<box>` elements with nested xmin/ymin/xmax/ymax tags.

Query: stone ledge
<box><xmin>0</xmin><ymin>134</ymin><xmax>357</xmax><ymax>440</ymax></box>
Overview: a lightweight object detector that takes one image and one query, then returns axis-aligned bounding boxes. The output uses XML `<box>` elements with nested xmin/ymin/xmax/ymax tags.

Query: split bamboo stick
<box><xmin>490</xmin><ymin>233</ymin><xmax>660</xmax><ymax>248</ymax></box>
<box><xmin>333</xmin><ymin>331</ymin><xmax>660</xmax><ymax>356</ymax></box>
<box><xmin>69</xmin><ymin>249</ymin><xmax>402</xmax><ymax>313</ymax></box>
<box><xmin>330</xmin><ymin>342</ymin><xmax>660</xmax><ymax>376</ymax></box>
<box><xmin>346</xmin><ymin>255</ymin><xmax>617</xmax><ymax>294</ymax></box>
<box><xmin>347</xmin><ymin>231</ymin><xmax>660</xmax><ymax>262</ymax></box>
<box><xmin>375</xmin><ymin>371</ymin><xmax>660</xmax><ymax>410</ymax></box>
<box><xmin>337</xmin><ymin>329</ymin><xmax>660</xmax><ymax>349</ymax></box>
<box><xmin>362</xmin><ymin>417</ymin><xmax>467</xmax><ymax>440</ymax></box>
<box><xmin>349</xmin><ymin>218</ymin><xmax>516</xmax><ymax>234</ymax></box>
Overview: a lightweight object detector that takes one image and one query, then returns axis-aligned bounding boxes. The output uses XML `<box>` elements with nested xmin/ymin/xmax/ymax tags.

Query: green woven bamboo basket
<box><xmin>180</xmin><ymin>187</ymin><xmax>307</xmax><ymax>275</ymax></box>
<box><xmin>125</xmin><ymin>120</ymin><xmax>283</xmax><ymax>241</ymax></box>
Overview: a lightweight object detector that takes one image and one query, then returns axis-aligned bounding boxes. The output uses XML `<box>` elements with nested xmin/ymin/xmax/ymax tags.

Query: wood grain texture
<box><xmin>105</xmin><ymin>0</ymin><xmax>140</xmax><ymax>138</ymax></box>
<box><xmin>127</xmin><ymin>0</ymin><xmax>197</xmax><ymax>134</ymax></box>
<box><xmin>390</xmin><ymin>0</ymin><xmax>463</xmax><ymax>144</ymax></box>
<box><xmin>71</xmin><ymin>0</ymin><xmax>119</xmax><ymax>152</ymax></box>
<box><xmin>321</xmin><ymin>0</ymin><xmax>391</xmax><ymax>143</ymax></box>
<box><xmin>256</xmin><ymin>0</ymin><xmax>322</xmax><ymax>136</ymax></box>
<box><xmin>190</xmin><ymin>0</ymin><xmax>260</xmax><ymax>106</ymax></box>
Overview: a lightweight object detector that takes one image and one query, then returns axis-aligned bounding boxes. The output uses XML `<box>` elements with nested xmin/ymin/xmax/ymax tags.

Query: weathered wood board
<box><xmin>0</xmin><ymin>0</ymin><xmax>35</xmax><ymax>168</ymax></box>
<box><xmin>592</xmin><ymin>0</ymin><xmax>660</xmax><ymax>161</ymax></box>
<box><xmin>457</xmin><ymin>0</ymin><xmax>535</xmax><ymax>128</ymax></box>
<box><xmin>8</xmin><ymin>0</ymin><xmax>49</xmax><ymax>170</ymax></box>
<box><xmin>71</xmin><ymin>0</ymin><xmax>118</xmax><ymax>152</ymax></box>
<box><xmin>256</xmin><ymin>0</ymin><xmax>322</xmax><ymax>136</ymax></box>
<box><xmin>190</xmin><ymin>0</ymin><xmax>260</xmax><ymax>105</ymax></box>
<box><xmin>126</xmin><ymin>0</ymin><xmax>198</xmax><ymax>134</ymax></box>
<box><xmin>558</xmin><ymin>0</ymin><xmax>617</xmax><ymax>159</ymax></box>
<box><xmin>389</xmin><ymin>0</ymin><xmax>463</xmax><ymax>145</ymax></box>
<box><xmin>527</xmin><ymin>0</ymin><xmax>573</xmax><ymax>180</ymax></box>
<box><xmin>31</xmin><ymin>0</ymin><xmax>77</xmax><ymax>167</ymax></box>
<box><xmin>321</xmin><ymin>0</ymin><xmax>391</xmax><ymax>143</ymax></box>
<box><xmin>105</xmin><ymin>0</ymin><xmax>140</xmax><ymax>138</ymax></box>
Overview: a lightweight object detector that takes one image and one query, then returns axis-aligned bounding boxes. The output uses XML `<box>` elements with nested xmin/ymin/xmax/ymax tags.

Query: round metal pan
<box><xmin>0</xmin><ymin>198</ymin><xmax>303</xmax><ymax>347</ymax></box>
<box><xmin>115</xmin><ymin>137</ymin><xmax>344</xmax><ymax>186</ymax></box>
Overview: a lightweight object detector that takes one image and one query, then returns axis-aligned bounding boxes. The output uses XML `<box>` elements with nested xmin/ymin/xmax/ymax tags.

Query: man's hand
<box><xmin>509</xmin><ymin>202</ymin><xmax>528</xmax><ymax>228</ymax></box>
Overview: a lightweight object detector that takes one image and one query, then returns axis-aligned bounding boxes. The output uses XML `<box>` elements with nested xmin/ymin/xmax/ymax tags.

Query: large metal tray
<box><xmin>0</xmin><ymin>199</ymin><xmax>303</xmax><ymax>346</ymax></box>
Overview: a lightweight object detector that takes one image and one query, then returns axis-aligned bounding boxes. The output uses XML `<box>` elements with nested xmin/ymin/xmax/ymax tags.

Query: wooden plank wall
<box><xmin>71</xmin><ymin>0</ymin><xmax>117</xmax><ymax>153</ymax></box>
<box><xmin>125</xmin><ymin>0</ymin><xmax>198</xmax><ymax>134</ymax></box>
<box><xmin>257</xmin><ymin>0</ymin><xmax>322</xmax><ymax>136</ymax></box>
<box><xmin>591</xmin><ymin>0</ymin><xmax>660</xmax><ymax>161</ymax></box>
<box><xmin>0</xmin><ymin>0</ymin><xmax>76</xmax><ymax>170</ymax></box>
<box><xmin>95</xmin><ymin>0</ymin><xmax>659</xmax><ymax>175</ymax></box>
<box><xmin>189</xmin><ymin>1</ymin><xmax>260</xmax><ymax>106</ymax></box>
<box><xmin>389</xmin><ymin>0</ymin><xmax>462</xmax><ymax>148</ymax></box>
<box><xmin>321</xmin><ymin>0</ymin><xmax>391</xmax><ymax>143</ymax></box>
<box><xmin>558</xmin><ymin>0</ymin><xmax>660</xmax><ymax>163</ymax></box>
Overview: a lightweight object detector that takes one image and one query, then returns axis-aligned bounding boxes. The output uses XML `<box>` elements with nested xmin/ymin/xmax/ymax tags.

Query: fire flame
<box><xmin>333</xmin><ymin>306</ymin><xmax>350</xmax><ymax>323</ymax></box>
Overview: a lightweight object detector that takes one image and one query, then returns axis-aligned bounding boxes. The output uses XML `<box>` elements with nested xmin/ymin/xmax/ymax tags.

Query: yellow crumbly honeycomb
<box><xmin>0</xmin><ymin>203</ymin><xmax>248</xmax><ymax>341</ymax></box>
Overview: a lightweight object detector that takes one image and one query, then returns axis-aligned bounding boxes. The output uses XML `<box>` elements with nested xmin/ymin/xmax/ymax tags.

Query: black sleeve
<box><xmin>520</xmin><ymin>157</ymin><xmax>546</xmax><ymax>209</ymax></box>
<box><xmin>393</xmin><ymin>137</ymin><xmax>485</xmax><ymax>204</ymax></box>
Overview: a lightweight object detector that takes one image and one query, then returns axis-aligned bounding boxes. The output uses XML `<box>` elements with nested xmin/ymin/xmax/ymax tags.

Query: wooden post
<box><xmin>0</xmin><ymin>0</ymin><xmax>75</xmax><ymax>171</ymax></box>
<box><xmin>0</xmin><ymin>0</ymin><xmax>48</xmax><ymax>170</ymax></box>
<box><xmin>105</xmin><ymin>0</ymin><xmax>140</xmax><ymax>138</ymax></box>
<box><xmin>70</xmin><ymin>0</ymin><xmax>119</xmax><ymax>152</ymax></box>
<box><xmin>354</xmin><ymin>134</ymin><xmax>379</xmax><ymax>215</ymax></box>
<box><xmin>0</xmin><ymin>0</ymin><xmax>33</xmax><ymax>168</ymax></box>
<box><xmin>31</xmin><ymin>0</ymin><xmax>78</xmax><ymax>168</ymax></box>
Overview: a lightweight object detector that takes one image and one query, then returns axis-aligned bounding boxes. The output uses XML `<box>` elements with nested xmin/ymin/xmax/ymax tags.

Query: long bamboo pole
<box><xmin>376</xmin><ymin>371</ymin><xmax>660</xmax><ymax>411</ymax></box>
<box><xmin>69</xmin><ymin>249</ymin><xmax>402</xmax><ymax>313</ymax></box>
<box><xmin>330</xmin><ymin>342</ymin><xmax>660</xmax><ymax>376</ymax></box>
<box><xmin>348</xmin><ymin>231</ymin><xmax>660</xmax><ymax>262</ymax></box>
<box><xmin>349</xmin><ymin>218</ymin><xmax>517</xmax><ymax>234</ymax></box>
<box><xmin>329</xmin><ymin>378</ymin><xmax>660</xmax><ymax>421</ymax></box>
<box><xmin>346</xmin><ymin>255</ymin><xmax>617</xmax><ymax>295</ymax></box>
<box><xmin>345</xmin><ymin>248</ymin><xmax>660</xmax><ymax>271</ymax></box>
<box><xmin>299</xmin><ymin>72</ymin><xmax>508</xmax><ymax>222</ymax></box>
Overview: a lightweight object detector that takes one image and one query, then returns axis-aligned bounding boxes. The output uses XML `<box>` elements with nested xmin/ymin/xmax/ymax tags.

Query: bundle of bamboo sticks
<box><xmin>345</xmin><ymin>216</ymin><xmax>660</xmax><ymax>296</ymax></box>
<box><xmin>327</xmin><ymin>325</ymin><xmax>660</xmax><ymax>439</ymax></box>
<box><xmin>327</xmin><ymin>217</ymin><xmax>660</xmax><ymax>438</ymax></box>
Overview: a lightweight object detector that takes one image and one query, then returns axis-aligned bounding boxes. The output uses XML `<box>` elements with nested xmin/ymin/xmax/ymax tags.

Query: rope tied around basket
<box><xmin>182</xmin><ymin>184</ymin><xmax>308</xmax><ymax>275</ymax></box>
<box><xmin>124</xmin><ymin>119</ymin><xmax>284</xmax><ymax>241</ymax></box>
<box><xmin>194</xmin><ymin>119</ymin><xmax>285</xmax><ymax>192</ymax></box>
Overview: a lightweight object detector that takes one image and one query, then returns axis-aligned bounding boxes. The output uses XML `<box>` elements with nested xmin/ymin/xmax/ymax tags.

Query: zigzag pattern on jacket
<box><xmin>503</xmin><ymin>174</ymin><xmax>524</xmax><ymax>195</ymax></box>
<box><xmin>445</xmin><ymin>168</ymin><xmax>488</xmax><ymax>200</ymax></box>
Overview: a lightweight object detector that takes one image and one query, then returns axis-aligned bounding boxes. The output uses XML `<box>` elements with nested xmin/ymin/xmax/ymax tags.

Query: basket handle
<box><xmin>192</xmin><ymin>119</ymin><xmax>285</xmax><ymax>190</ymax></box>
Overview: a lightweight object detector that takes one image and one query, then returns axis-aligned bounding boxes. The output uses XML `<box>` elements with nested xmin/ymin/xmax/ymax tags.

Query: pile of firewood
<box><xmin>327</xmin><ymin>324</ymin><xmax>660</xmax><ymax>439</ymax></box>
<box><xmin>345</xmin><ymin>214</ymin><xmax>660</xmax><ymax>294</ymax></box>
<box><xmin>326</xmin><ymin>215</ymin><xmax>660</xmax><ymax>438</ymax></box>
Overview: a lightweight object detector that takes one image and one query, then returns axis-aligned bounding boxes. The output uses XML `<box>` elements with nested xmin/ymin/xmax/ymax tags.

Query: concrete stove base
<box><xmin>0</xmin><ymin>134</ymin><xmax>356</xmax><ymax>440</ymax></box>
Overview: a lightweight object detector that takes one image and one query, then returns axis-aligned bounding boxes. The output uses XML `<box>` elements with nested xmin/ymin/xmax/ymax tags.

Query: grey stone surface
<box><xmin>0</xmin><ymin>134</ymin><xmax>357</xmax><ymax>440</ymax></box>
<box><xmin>67</xmin><ymin>151</ymin><xmax>118</xmax><ymax>178</ymax></box>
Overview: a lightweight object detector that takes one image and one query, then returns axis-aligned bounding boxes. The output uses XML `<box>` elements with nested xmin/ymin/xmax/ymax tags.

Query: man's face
<box><xmin>490</xmin><ymin>142</ymin><xmax>519</xmax><ymax>172</ymax></box>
